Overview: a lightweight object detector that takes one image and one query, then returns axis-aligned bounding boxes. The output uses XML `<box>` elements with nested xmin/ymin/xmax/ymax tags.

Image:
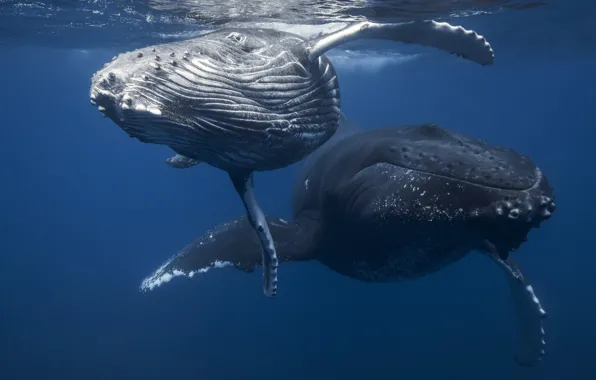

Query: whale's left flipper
<box><xmin>139</xmin><ymin>213</ymin><xmax>314</xmax><ymax>293</ymax></box>
<box><xmin>230</xmin><ymin>172</ymin><xmax>279</xmax><ymax>297</ymax></box>
<box><xmin>302</xmin><ymin>20</ymin><xmax>494</xmax><ymax>66</ymax></box>
<box><xmin>483</xmin><ymin>243</ymin><xmax>547</xmax><ymax>366</ymax></box>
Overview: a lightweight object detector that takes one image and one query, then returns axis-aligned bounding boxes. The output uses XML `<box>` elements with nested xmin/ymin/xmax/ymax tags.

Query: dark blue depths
<box><xmin>0</xmin><ymin>14</ymin><xmax>595</xmax><ymax>380</ymax></box>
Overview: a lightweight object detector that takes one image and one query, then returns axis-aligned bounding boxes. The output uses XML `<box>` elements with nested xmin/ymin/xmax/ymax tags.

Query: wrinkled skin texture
<box><xmin>89</xmin><ymin>28</ymin><xmax>340</xmax><ymax>173</ymax></box>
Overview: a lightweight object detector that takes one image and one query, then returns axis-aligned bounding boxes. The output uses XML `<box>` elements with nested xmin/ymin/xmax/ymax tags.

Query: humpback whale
<box><xmin>140</xmin><ymin>115</ymin><xmax>556</xmax><ymax>367</ymax></box>
<box><xmin>89</xmin><ymin>20</ymin><xmax>494</xmax><ymax>298</ymax></box>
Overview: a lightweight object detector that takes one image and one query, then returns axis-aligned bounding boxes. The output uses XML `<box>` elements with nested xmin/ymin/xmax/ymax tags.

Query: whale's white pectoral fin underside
<box><xmin>304</xmin><ymin>20</ymin><xmax>494</xmax><ymax>66</ymax></box>
<box><xmin>485</xmin><ymin>250</ymin><xmax>547</xmax><ymax>366</ymax></box>
<box><xmin>165</xmin><ymin>154</ymin><xmax>200</xmax><ymax>169</ymax></box>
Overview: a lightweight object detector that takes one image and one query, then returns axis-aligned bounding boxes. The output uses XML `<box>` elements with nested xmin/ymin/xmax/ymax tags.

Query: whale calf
<box><xmin>89</xmin><ymin>20</ymin><xmax>494</xmax><ymax>298</ymax></box>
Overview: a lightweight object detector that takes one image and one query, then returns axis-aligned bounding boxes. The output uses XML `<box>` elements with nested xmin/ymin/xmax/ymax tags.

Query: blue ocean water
<box><xmin>0</xmin><ymin>0</ymin><xmax>594</xmax><ymax>379</ymax></box>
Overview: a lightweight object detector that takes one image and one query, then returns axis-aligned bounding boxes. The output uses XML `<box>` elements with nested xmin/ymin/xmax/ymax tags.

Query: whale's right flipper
<box><xmin>302</xmin><ymin>20</ymin><xmax>494</xmax><ymax>66</ymax></box>
<box><xmin>165</xmin><ymin>154</ymin><xmax>200</xmax><ymax>169</ymax></box>
<box><xmin>482</xmin><ymin>242</ymin><xmax>547</xmax><ymax>366</ymax></box>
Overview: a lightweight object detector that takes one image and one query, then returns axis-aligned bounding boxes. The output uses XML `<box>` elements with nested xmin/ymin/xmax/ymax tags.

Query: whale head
<box><xmin>296</xmin><ymin>124</ymin><xmax>556</xmax><ymax>261</ymax></box>
<box><xmin>89</xmin><ymin>28</ymin><xmax>341</xmax><ymax>172</ymax></box>
<box><xmin>376</xmin><ymin>124</ymin><xmax>556</xmax><ymax>258</ymax></box>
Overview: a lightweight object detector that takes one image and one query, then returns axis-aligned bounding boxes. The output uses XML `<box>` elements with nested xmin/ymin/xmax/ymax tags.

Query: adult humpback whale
<box><xmin>89</xmin><ymin>20</ymin><xmax>494</xmax><ymax>298</ymax></box>
<box><xmin>140</xmin><ymin>115</ymin><xmax>556</xmax><ymax>367</ymax></box>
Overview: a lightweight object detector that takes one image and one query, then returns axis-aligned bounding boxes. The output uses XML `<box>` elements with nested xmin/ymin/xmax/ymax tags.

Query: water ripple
<box><xmin>0</xmin><ymin>0</ymin><xmax>545</xmax><ymax>48</ymax></box>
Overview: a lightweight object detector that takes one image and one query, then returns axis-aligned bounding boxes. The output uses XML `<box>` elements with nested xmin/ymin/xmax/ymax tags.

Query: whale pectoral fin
<box><xmin>165</xmin><ymin>154</ymin><xmax>200</xmax><ymax>169</ymax></box>
<box><xmin>302</xmin><ymin>20</ymin><xmax>493</xmax><ymax>66</ymax></box>
<box><xmin>140</xmin><ymin>214</ymin><xmax>305</xmax><ymax>292</ymax></box>
<box><xmin>482</xmin><ymin>243</ymin><xmax>547</xmax><ymax>366</ymax></box>
<box><xmin>229</xmin><ymin>171</ymin><xmax>279</xmax><ymax>298</ymax></box>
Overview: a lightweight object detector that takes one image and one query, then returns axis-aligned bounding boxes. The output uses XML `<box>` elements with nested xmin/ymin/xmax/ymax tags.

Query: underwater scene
<box><xmin>0</xmin><ymin>0</ymin><xmax>594</xmax><ymax>379</ymax></box>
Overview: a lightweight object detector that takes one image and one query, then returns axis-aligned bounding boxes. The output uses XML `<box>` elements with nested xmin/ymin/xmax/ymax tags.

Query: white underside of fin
<box><xmin>491</xmin><ymin>256</ymin><xmax>547</xmax><ymax>366</ymax></box>
<box><xmin>140</xmin><ymin>254</ymin><xmax>232</xmax><ymax>292</ymax></box>
<box><xmin>307</xmin><ymin>20</ymin><xmax>494</xmax><ymax>66</ymax></box>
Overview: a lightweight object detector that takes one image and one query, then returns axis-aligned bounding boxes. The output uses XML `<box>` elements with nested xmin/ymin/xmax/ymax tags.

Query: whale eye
<box><xmin>226</xmin><ymin>32</ymin><xmax>245</xmax><ymax>43</ymax></box>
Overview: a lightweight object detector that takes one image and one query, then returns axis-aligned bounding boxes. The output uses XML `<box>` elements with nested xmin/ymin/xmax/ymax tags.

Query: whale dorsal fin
<box><xmin>297</xmin><ymin>20</ymin><xmax>494</xmax><ymax>66</ymax></box>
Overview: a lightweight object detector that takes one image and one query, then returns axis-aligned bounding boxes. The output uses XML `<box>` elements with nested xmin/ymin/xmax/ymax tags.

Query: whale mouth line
<box><xmin>387</xmin><ymin>162</ymin><xmax>542</xmax><ymax>192</ymax></box>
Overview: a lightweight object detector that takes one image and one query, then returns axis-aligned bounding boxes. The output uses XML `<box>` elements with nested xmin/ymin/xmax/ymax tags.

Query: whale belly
<box><xmin>89</xmin><ymin>29</ymin><xmax>341</xmax><ymax>172</ymax></box>
<box><xmin>345</xmin><ymin>245</ymin><xmax>470</xmax><ymax>283</ymax></box>
<box><xmin>318</xmin><ymin>230</ymin><xmax>474</xmax><ymax>283</ymax></box>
